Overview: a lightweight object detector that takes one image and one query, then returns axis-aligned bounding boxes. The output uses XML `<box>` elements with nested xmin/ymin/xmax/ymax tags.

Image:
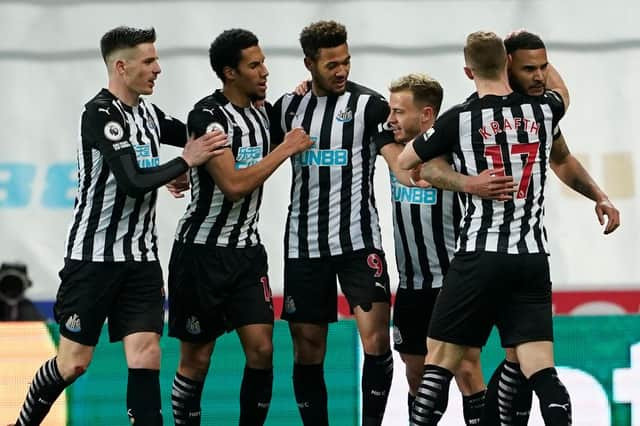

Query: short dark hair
<box><xmin>209</xmin><ymin>29</ymin><xmax>259</xmax><ymax>82</ymax></box>
<box><xmin>504</xmin><ymin>31</ymin><xmax>546</xmax><ymax>54</ymax></box>
<box><xmin>100</xmin><ymin>26</ymin><xmax>156</xmax><ymax>63</ymax></box>
<box><xmin>299</xmin><ymin>20</ymin><xmax>347</xmax><ymax>60</ymax></box>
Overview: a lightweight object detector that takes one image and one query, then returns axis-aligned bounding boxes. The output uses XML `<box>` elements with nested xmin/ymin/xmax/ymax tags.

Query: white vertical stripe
<box><xmin>348</xmin><ymin>95</ymin><xmax>370</xmax><ymax>251</ymax></box>
<box><xmin>304</xmin><ymin>96</ymin><xmax>326</xmax><ymax>256</ymax></box>
<box><xmin>328</xmin><ymin>94</ymin><xmax>349</xmax><ymax>255</ymax></box>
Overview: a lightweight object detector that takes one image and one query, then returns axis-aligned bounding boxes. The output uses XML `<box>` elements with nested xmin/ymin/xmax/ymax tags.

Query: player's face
<box><xmin>122</xmin><ymin>42</ymin><xmax>161</xmax><ymax>96</ymax></box>
<box><xmin>234</xmin><ymin>45</ymin><xmax>269</xmax><ymax>101</ymax></box>
<box><xmin>387</xmin><ymin>91</ymin><xmax>423</xmax><ymax>143</ymax></box>
<box><xmin>508</xmin><ymin>48</ymin><xmax>549</xmax><ymax>96</ymax></box>
<box><xmin>308</xmin><ymin>43</ymin><xmax>350</xmax><ymax>96</ymax></box>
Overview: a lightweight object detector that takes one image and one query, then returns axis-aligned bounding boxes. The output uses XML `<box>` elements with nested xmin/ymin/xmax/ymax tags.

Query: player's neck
<box><xmin>475</xmin><ymin>78</ymin><xmax>512</xmax><ymax>98</ymax></box>
<box><xmin>108</xmin><ymin>82</ymin><xmax>140</xmax><ymax>107</ymax></box>
<box><xmin>223</xmin><ymin>85</ymin><xmax>251</xmax><ymax>108</ymax></box>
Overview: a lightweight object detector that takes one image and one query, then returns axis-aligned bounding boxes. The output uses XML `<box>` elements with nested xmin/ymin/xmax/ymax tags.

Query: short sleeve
<box><xmin>412</xmin><ymin>110</ymin><xmax>459</xmax><ymax>162</ymax></box>
<box><xmin>268</xmin><ymin>96</ymin><xmax>286</xmax><ymax>146</ymax></box>
<box><xmin>187</xmin><ymin>106</ymin><xmax>231</xmax><ymax>148</ymax></box>
<box><xmin>82</xmin><ymin>102</ymin><xmax>131</xmax><ymax>159</ymax></box>
<box><xmin>366</xmin><ymin>96</ymin><xmax>394</xmax><ymax>153</ymax></box>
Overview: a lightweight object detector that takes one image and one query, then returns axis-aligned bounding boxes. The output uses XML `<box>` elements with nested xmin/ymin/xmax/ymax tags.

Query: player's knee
<box><xmin>245</xmin><ymin>340</ymin><xmax>274</xmax><ymax>368</ymax></box>
<box><xmin>291</xmin><ymin>330</ymin><xmax>326</xmax><ymax>363</ymax></box>
<box><xmin>361</xmin><ymin>329</ymin><xmax>390</xmax><ymax>355</ymax></box>
<box><xmin>128</xmin><ymin>342</ymin><xmax>161</xmax><ymax>369</ymax></box>
<box><xmin>58</xmin><ymin>357</ymin><xmax>91</xmax><ymax>381</ymax></box>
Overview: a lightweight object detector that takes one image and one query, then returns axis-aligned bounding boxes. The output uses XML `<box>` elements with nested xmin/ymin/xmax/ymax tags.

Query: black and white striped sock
<box><xmin>171</xmin><ymin>372</ymin><xmax>204</xmax><ymax>426</ymax></box>
<box><xmin>410</xmin><ymin>364</ymin><xmax>453</xmax><ymax>426</ymax></box>
<box><xmin>16</xmin><ymin>357</ymin><xmax>68</xmax><ymax>426</ymax></box>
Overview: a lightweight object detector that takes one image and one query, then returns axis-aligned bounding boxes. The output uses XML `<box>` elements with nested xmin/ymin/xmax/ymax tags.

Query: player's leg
<box><xmin>167</xmin><ymin>242</ymin><xmax>226</xmax><ymax>426</ymax></box>
<box><xmin>498</xmin><ymin>254</ymin><xmax>571</xmax><ymax>426</ymax></box>
<box><xmin>13</xmin><ymin>259</ymin><xmax>113</xmax><ymax>426</ymax></box>
<box><xmin>115</xmin><ymin>261</ymin><xmax>165</xmax><ymax>426</ymax></box>
<box><xmin>281</xmin><ymin>257</ymin><xmax>334</xmax><ymax>426</ymax></box>
<box><xmin>338</xmin><ymin>249</ymin><xmax>392</xmax><ymax>426</ymax></box>
<box><xmin>454</xmin><ymin>347</ymin><xmax>486</xmax><ymax>426</ymax></box>
<box><xmin>229</xmin><ymin>245</ymin><xmax>275</xmax><ymax>426</ymax></box>
<box><xmin>412</xmin><ymin>252</ymin><xmax>497</xmax><ymax>425</ymax></box>
<box><xmin>482</xmin><ymin>347</ymin><xmax>532</xmax><ymax>426</ymax></box>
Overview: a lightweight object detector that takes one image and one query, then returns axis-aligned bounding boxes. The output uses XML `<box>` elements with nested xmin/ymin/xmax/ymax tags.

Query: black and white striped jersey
<box><xmin>390</xmin><ymin>172</ymin><xmax>460</xmax><ymax>290</ymax></box>
<box><xmin>271</xmin><ymin>81</ymin><xmax>393</xmax><ymax>259</ymax></box>
<box><xmin>413</xmin><ymin>90</ymin><xmax>565</xmax><ymax>254</ymax></box>
<box><xmin>65</xmin><ymin>89</ymin><xmax>188</xmax><ymax>262</ymax></box>
<box><xmin>174</xmin><ymin>90</ymin><xmax>269</xmax><ymax>247</ymax></box>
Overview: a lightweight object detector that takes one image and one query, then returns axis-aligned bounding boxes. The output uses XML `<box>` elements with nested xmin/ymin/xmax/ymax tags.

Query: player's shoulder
<box><xmin>347</xmin><ymin>81</ymin><xmax>387</xmax><ymax>103</ymax></box>
<box><xmin>83</xmin><ymin>89</ymin><xmax>126</xmax><ymax>127</ymax></box>
<box><xmin>192</xmin><ymin>91</ymin><xmax>226</xmax><ymax>113</ymax></box>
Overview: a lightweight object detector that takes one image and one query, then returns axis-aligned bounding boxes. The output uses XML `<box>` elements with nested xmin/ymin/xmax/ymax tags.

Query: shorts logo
<box><xmin>65</xmin><ymin>314</ymin><xmax>81</xmax><ymax>333</ymax></box>
<box><xmin>392</xmin><ymin>325</ymin><xmax>403</xmax><ymax>345</ymax></box>
<box><xmin>374</xmin><ymin>281</ymin><xmax>387</xmax><ymax>294</ymax></box>
<box><xmin>284</xmin><ymin>296</ymin><xmax>296</xmax><ymax>314</ymax></box>
<box><xmin>104</xmin><ymin>121</ymin><xmax>124</xmax><ymax>142</ymax></box>
<box><xmin>186</xmin><ymin>316</ymin><xmax>201</xmax><ymax>335</ymax></box>
<box><xmin>336</xmin><ymin>107</ymin><xmax>353</xmax><ymax>123</ymax></box>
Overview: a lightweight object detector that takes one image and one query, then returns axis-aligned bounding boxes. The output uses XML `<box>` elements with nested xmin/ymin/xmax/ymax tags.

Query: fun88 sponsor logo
<box><xmin>235</xmin><ymin>146</ymin><xmax>263</xmax><ymax>169</ymax></box>
<box><xmin>390</xmin><ymin>173</ymin><xmax>437</xmax><ymax>205</ymax></box>
<box><xmin>298</xmin><ymin>136</ymin><xmax>348</xmax><ymax>167</ymax></box>
<box><xmin>134</xmin><ymin>145</ymin><xmax>160</xmax><ymax>168</ymax></box>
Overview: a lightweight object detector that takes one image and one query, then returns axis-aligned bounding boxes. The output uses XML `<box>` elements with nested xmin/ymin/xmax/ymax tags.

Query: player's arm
<box><xmin>267</xmin><ymin>97</ymin><xmax>286</xmax><ymax>149</ymax></box>
<box><xmin>379</xmin><ymin>143</ymin><xmax>429</xmax><ymax>187</ymax></box>
<box><xmin>192</xmin><ymin>108</ymin><xmax>312</xmax><ymax>202</ymax></box>
<box><xmin>87</xmin><ymin>105</ymin><xmax>225</xmax><ymax>198</ymax></box>
<box><xmin>546</xmin><ymin>63</ymin><xmax>570</xmax><ymax>110</ymax></box>
<box><xmin>153</xmin><ymin>105</ymin><xmax>188</xmax><ymax>147</ymax></box>
<box><xmin>550</xmin><ymin>133</ymin><xmax>620</xmax><ymax>234</ymax></box>
<box><xmin>420</xmin><ymin>157</ymin><xmax>516</xmax><ymax>200</ymax></box>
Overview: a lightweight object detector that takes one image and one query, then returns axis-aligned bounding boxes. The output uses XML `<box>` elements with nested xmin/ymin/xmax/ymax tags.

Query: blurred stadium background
<box><xmin>0</xmin><ymin>0</ymin><xmax>638</xmax><ymax>424</ymax></box>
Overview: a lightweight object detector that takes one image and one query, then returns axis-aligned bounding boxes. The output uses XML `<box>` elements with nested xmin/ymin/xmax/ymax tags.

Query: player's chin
<box><xmin>528</xmin><ymin>87</ymin><xmax>545</xmax><ymax>96</ymax></box>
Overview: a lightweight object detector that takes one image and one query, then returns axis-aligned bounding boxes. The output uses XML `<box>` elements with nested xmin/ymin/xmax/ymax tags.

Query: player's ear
<box><xmin>463</xmin><ymin>66</ymin><xmax>474</xmax><ymax>80</ymax></box>
<box><xmin>223</xmin><ymin>66</ymin><xmax>235</xmax><ymax>82</ymax></box>
<box><xmin>421</xmin><ymin>105</ymin><xmax>435</xmax><ymax>123</ymax></box>
<box><xmin>507</xmin><ymin>53</ymin><xmax>513</xmax><ymax>67</ymax></box>
<box><xmin>303</xmin><ymin>56</ymin><xmax>313</xmax><ymax>72</ymax></box>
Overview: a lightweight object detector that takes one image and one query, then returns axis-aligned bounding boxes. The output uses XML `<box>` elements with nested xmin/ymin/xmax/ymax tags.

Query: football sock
<box><xmin>171</xmin><ymin>372</ymin><xmax>204</xmax><ymax>425</ymax></box>
<box><xmin>239</xmin><ymin>366</ymin><xmax>273</xmax><ymax>426</ymax></box>
<box><xmin>126</xmin><ymin>368</ymin><xmax>162</xmax><ymax>426</ymax></box>
<box><xmin>293</xmin><ymin>363</ymin><xmax>329</xmax><ymax>426</ymax></box>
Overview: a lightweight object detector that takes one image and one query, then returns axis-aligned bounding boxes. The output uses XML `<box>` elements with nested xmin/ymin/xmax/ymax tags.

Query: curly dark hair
<box><xmin>299</xmin><ymin>20</ymin><xmax>347</xmax><ymax>60</ymax></box>
<box><xmin>504</xmin><ymin>31</ymin><xmax>546</xmax><ymax>54</ymax></box>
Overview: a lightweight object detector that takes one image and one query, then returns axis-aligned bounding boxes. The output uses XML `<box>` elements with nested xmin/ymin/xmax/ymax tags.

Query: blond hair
<box><xmin>463</xmin><ymin>31</ymin><xmax>507</xmax><ymax>79</ymax></box>
<box><xmin>389</xmin><ymin>73</ymin><xmax>443</xmax><ymax>115</ymax></box>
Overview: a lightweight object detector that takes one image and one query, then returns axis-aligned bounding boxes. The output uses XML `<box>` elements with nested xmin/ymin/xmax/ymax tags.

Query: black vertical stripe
<box><xmin>359</xmin><ymin>96</ymin><xmax>375</xmax><ymax>249</ymax></box>
<box><xmin>182</xmin><ymin>168</ymin><xmax>214</xmax><ymax>243</ymax></box>
<box><xmin>139</xmin><ymin>103</ymin><xmax>159</xmax><ymax>156</ymax></box>
<box><xmin>494</xmin><ymin>107</ymin><xmax>515</xmax><ymax>252</ymax></box>
<box><xmin>530</xmin><ymin>102</ymin><xmax>549</xmax><ymax>253</ymax></box>
<box><xmin>338</xmin><ymin>93</ymin><xmax>358</xmax><ymax>253</ymax></box>
<box><xmin>430</xmin><ymin>189</ymin><xmax>451</xmax><ymax>276</ymax></box>
<box><xmin>296</xmin><ymin>96</ymin><xmax>317</xmax><ymax>258</ymax></box>
<box><xmin>282</xmin><ymin>95</ymin><xmax>304</xmax><ymax>256</ymax></box>
<box><xmin>104</xmin><ymin>191</ymin><xmax>127</xmax><ymax>259</ymax></box>
<box><xmin>317</xmin><ymin>96</ymin><xmax>337</xmax><ymax>255</ymax></box>
<box><xmin>394</xmin><ymin>202</ymin><xmax>414</xmax><ymax>289</ymax></box>
<box><xmin>82</xmin><ymin>165</ymin><xmax>110</xmax><ymax>259</ymax></box>
<box><xmin>66</xmin><ymin>134</ymin><xmax>93</xmax><ymax>259</ymax></box>
<box><xmin>469</xmin><ymin>109</ymin><xmax>492</xmax><ymax>252</ymax></box>
<box><xmin>514</xmin><ymin>103</ymin><xmax>534</xmax><ymax>254</ymax></box>
<box><xmin>409</xmin><ymin>203</ymin><xmax>433</xmax><ymax>286</ymax></box>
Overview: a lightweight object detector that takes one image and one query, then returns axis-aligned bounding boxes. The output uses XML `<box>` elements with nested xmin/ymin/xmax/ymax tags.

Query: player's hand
<box><xmin>293</xmin><ymin>80</ymin><xmax>311</xmax><ymax>96</ymax></box>
<box><xmin>595</xmin><ymin>199</ymin><xmax>620</xmax><ymax>234</ymax></box>
<box><xmin>281</xmin><ymin>127</ymin><xmax>313</xmax><ymax>155</ymax></box>
<box><xmin>410</xmin><ymin>165</ymin><xmax>432</xmax><ymax>188</ymax></box>
<box><xmin>166</xmin><ymin>172</ymin><xmax>189</xmax><ymax>198</ymax></box>
<box><xmin>464</xmin><ymin>168</ymin><xmax>517</xmax><ymax>201</ymax></box>
<box><xmin>182</xmin><ymin>130</ymin><xmax>228</xmax><ymax>167</ymax></box>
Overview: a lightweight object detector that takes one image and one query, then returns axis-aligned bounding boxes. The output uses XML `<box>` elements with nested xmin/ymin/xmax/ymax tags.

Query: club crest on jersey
<box><xmin>186</xmin><ymin>316</ymin><xmax>201</xmax><ymax>335</ymax></box>
<box><xmin>65</xmin><ymin>314</ymin><xmax>81</xmax><ymax>333</ymax></box>
<box><xmin>336</xmin><ymin>107</ymin><xmax>353</xmax><ymax>123</ymax></box>
<box><xmin>206</xmin><ymin>122</ymin><xmax>225</xmax><ymax>133</ymax></box>
<box><xmin>104</xmin><ymin>121</ymin><xmax>124</xmax><ymax>142</ymax></box>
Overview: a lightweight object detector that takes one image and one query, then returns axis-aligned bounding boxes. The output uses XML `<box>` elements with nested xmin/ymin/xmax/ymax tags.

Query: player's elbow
<box><xmin>117</xmin><ymin>180</ymin><xmax>148</xmax><ymax>198</ymax></box>
<box><xmin>220</xmin><ymin>183</ymin><xmax>247</xmax><ymax>203</ymax></box>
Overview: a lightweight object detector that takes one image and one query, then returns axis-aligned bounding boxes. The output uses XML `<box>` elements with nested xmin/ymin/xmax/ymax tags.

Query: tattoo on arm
<box><xmin>550</xmin><ymin>135</ymin><xmax>571</xmax><ymax>164</ymax></box>
<box><xmin>421</xmin><ymin>159</ymin><xmax>465</xmax><ymax>192</ymax></box>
